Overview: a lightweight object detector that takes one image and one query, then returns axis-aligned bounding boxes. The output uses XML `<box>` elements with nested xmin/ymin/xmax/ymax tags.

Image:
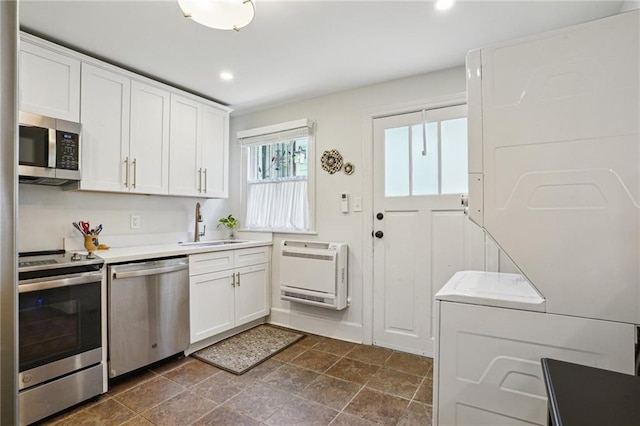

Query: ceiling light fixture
<box><xmin>178</xmin><ymin>0</ymin><xmax>256</xmax><ymax>32</ymax></box>
<box><xmin>434</xmin><ymin>0</ymin><xmax>455</xmax><ymax>11</ymax></box>
<box><xmin>220</xmin><ymin>71</ymin><xmax>234</xmax><ymax>80</ymax></box>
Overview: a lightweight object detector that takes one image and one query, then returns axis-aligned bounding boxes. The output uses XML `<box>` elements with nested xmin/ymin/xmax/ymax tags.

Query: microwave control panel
<box><xmin>56</xmin><ymin>131</ymin><xmax>79</xmax><ymax>170</ymax></box>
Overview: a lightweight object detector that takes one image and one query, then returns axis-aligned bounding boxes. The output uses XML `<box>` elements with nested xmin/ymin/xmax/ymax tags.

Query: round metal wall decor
<box><xmin>343</xmin><ymin>162</ymin><xmax>354</xmax><ymax>175</ymax></box>
<box><xmin>321</xmin><ymin>149</ymin><xmax>343</xmax><ymax>174</ymax></box>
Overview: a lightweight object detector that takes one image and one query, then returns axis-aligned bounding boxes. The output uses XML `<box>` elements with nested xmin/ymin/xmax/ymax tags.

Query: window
<box><xmin>384</xmin><ymin>104</ymin><xmax>467</xmax><ymax>196</ymax></box>
<box><xmin>239</xmin><ymin>119</ymin><xmax>315</xmax><ymax>232</ymax></box>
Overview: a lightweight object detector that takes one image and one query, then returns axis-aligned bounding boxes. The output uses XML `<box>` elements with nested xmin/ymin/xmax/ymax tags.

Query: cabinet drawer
<box><xmin>234</xmin><ymin>247</ymin><xmax>269</xmax><ymax>268</ymax></box>
<box><xmin>189</xmin><ymin>250</ymin><xmax>234</xmax><ymax>276</ymax></box>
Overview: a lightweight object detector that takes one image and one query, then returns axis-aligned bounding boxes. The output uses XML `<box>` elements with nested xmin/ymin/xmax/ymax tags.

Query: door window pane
<box><xmin>441</xmin><ymin>118</ymin><xmax>468</xmax><ymax>194</ymax></box>
<box><xmin>385</xmin><ymin>126</ymin><xmax>410</xmax><ymax>197</ymax></box>
<box><xmin>412</xmin><ymin>123</ymin><xmax>438</xmax><ymax>196</ymax></box>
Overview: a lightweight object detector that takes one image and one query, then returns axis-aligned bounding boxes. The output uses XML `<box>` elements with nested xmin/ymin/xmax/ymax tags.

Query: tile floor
<box><xmin>38</xmin><ymin>332</ymin><xmax>433</xmax><ymax>426</ymax></box>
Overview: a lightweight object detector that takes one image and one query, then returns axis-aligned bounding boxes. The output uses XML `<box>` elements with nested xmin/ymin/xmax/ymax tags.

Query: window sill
<box><xmin>240</xmin><ymin>228</ymin><xmax>317</xmax><ymax>236</ymax></box>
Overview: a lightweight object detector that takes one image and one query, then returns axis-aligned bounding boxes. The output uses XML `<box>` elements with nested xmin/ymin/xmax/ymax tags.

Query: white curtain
<box><xmin>245</xmin><ymin>179</ymin><xmax>308</xmax><ymax>231</ymax></box>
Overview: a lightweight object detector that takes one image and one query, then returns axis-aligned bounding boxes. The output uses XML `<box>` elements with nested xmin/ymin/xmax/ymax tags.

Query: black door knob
<box><xmin>374</xmin><ymin>230</ymin><xmax>384</xmax><ymax>239</ymax></box>
<box><xmin>376</xmin><ymin>212</ymin><xmax>384</xmax><ymax>220</ymax></box>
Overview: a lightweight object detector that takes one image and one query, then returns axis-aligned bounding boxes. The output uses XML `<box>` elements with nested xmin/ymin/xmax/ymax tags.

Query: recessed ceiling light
<box><xmin>220</xmin><ymin>72</ymin><xmax>234</xmax><ymax>81</ymax></box>
<box><xmin>434</xmin><ymin>0</ymin><xmax>455</xmax><ymax>11</ymax></box>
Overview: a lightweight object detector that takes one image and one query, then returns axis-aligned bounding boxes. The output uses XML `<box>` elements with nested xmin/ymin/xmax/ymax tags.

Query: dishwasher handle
<box><xmin>111</xmin><ymin>259</ymin><xmax>188</xmax><ymax>280</ymax></box>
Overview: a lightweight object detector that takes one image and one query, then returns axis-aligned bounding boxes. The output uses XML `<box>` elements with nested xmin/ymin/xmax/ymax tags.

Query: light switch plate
<box><xmin>130</xmin><ymin>214</ymin><xmax>141</xmax><ymax>229</ymax></box>
<box><xmin>353</xmin><ymin>197</ymin><xmax>362</xmax><ymax>212</ymax></box>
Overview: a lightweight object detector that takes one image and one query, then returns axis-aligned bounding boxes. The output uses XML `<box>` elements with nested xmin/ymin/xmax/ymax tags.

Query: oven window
<box><xmin>19</xmin><ymin>126</ymin><xmax>49</xmax><ymax>167</ymax></box>
<box><xmin>19</xmin><ymin>282</ymin><xmax>101</xmax><ymax>372</ymax></box>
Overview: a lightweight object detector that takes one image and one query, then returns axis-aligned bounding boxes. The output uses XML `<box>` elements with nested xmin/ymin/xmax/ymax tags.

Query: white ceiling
<box><xmin>19</xmin><ymin>1</ymin><xmax>628</xmax><ymax>114</ymax></box>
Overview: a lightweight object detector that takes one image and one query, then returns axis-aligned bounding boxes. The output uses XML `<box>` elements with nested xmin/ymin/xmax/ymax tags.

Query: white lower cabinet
<box><xmin>189</xmin><ymin>247</ymin><xmax>270</xmax><ymax>344</ymax></box>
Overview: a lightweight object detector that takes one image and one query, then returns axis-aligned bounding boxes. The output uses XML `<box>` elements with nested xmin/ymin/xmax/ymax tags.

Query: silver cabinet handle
<box><xmin>204</xmin><ymin>168</ymin><xmax>208</xmax><ymax>193</ymax></box>
<box><xmin>198</xmin><ymin>168</ymin><xmax>202</xmax><ymax>193</ymax></box>
<box><xmin>124</xmin><ymin>157</ymin><xmax>129</xmax><ymax>187</ymax></box>
<box><xmin>236</xmin><ymin>272</ymin><xmax>240</xmax><ymax>287</ymax></box>
<box><xmin>132</xmin><ymin>158</ymin><xmax>137</xmax><ymax>189</ymax></box>
<box><xmin>231</xmin><ymin>273</ymin><xmax>236</xmax><ymax>287</ymax></box>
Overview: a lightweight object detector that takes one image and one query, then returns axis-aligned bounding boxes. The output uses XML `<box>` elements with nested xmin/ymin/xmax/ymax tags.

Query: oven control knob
<box><xmin>22</xmin><ymin>374</ymin><xmax>32</xmax><ymax>384</ymax></box>
<box><xmin>71</xmin><ymin>252</ymin><xmax>82</xmax><ymax>261</ymax></box>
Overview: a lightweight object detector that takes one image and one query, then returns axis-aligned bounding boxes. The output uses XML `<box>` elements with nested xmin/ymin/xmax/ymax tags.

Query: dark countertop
<box><xmin>541</xmin><ymin>358</ymin><xmax>640</xmax><ymax>426</ymax></box>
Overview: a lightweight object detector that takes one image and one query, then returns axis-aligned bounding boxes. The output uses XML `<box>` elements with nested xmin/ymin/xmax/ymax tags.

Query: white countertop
<box><xmin>80</xmin><ymin>240</ymin><xmax>272</xmax><ymax>264</ymax></box>
<box><xmin>435</xmin><ymin>270</ymin><xmax>546</xmax><ymax>312</ymax></box>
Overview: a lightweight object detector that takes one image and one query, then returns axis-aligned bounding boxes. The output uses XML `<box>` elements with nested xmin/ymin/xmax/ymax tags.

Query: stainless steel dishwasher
<box><xmin>108</xmin><ymin>257</ymin><xmax>189</xmax><ymax>378</ymax></box>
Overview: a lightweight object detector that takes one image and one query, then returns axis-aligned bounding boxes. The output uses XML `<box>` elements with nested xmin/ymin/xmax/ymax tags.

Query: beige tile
<box><xmin>113</xmin><ymin>375</ymin><xmax>185</xmax><ymax>413</ymax></box>
<box><xmin>225</xmin><ymin>381</ymin><xmax>293</xmax><ymax>421</ymax></box>
<box><xmin>344</xmin><ymin>388</ymin><xmax>409</xmax><ymax>426</ymax></box>
<box><xmin>162</xmin><ymin>359</ymin><xmax>220</xmax><ymax>388</ymax></box>
<box><xmin>384</xmin><ymin>352</ymin><xmax>433</xmax><ymax>377</ymax></box>
<box><xmin>345</xmin><ymin>345</ymin><xmax>393</xmax><ymax>366</ymax></box>
<box><xmin>299</xmin><ymin>375</ymin><xmax>362</xmax><ymax>411</ymax></box>
<box><xmin>366</xmin><ymin>367</ymin><xmax>422</xmax><ymax>399</ymax></box>
<box><xmin>141</xmin><ymin>391</ymin><xmax>217</xmax><ymax>425</ymax></box>
<box><xmin>58</xmin><ymin>398</ymin><xmax>135</xmax><ymax>425</ymax></box>
<box><xmin>297</xmin><ymin>334</ymin><xmax>326</xmax><ymax>348</ymax></box>
<box><xmin>415</xmin><ymin>377</ymin><xmax>433</xmax><ymax>405</ymax></box>
<box><xmin>325</xmin><ymin>358</ymin><xmax>379</xmax><ymax>385</ymax></box>
<box><xmin>121</xmin><ymin>416</ymin><xmax>155</xmax><ymax>426</ymax></box>
<box><xmin>149</xmin><ymin>355</ymin><xmax>195</xmax><ymax>375</ymax></box>
<box><xmin>314</xmin><ymin>338</ymin><xmax>357</xmax><ymax>356</ymax></box>
<box><xmin>262</xmin><ymin>364</ymin><xmax>319</xmax><ymax>394</ymax></box>
<box><xmin>264</xmin><ymin>396</ymin><xmax>338</xmax><ymax>426</ymax></box>
<box><xmin>193</xmin><ymin>406</ymin><xmax>261</xmax><ymax>426</ymax></box>
<box><xmin>108</xmin><ymin>369</ymin><xmax>158</xmax><ymax>396</ymax></box>
<box><xmin>329</xmin><ymin>412</ymin><xmax>379</xmax><ymax>426</ymax></box>
<box><xmin>290</xmin><ymin>349</ymin><xmax>341</xmax><ymax>373</ymax></box>
<box><xmin>398</xmin><ymin>401</ymin><xmax>433</xmax><ymax>426</ymax></box>
<box><xmin>191</xmin><ymin>370</ymin><xmax>254</xmax><ymax>403</ymax></box>
<box><xmin>272</xmin><ymin>343</ymin><xmax>308</xmax><ymax>362</ymax></box>
<box><xmin>242</xmin><ymin>358</ymin><xmax>284</xmax><ymax>379</ymax></box>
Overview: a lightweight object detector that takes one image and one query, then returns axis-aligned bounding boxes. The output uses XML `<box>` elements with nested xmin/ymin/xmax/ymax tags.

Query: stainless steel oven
<box><xmin>18</xmin><ymin>250</ymin><xmax>104</xmax><ymax>426</ymax></box>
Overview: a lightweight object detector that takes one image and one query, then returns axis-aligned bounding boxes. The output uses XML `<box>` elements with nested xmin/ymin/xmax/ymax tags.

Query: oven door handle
<box><xmin>19</xmin><ymin>271</ymin><xmax>103</xmax><ymax>293</ymax></box>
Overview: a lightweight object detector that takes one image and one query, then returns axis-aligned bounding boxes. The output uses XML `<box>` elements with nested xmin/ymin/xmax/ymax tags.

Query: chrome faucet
<box><xmin>194</xmin><ymin>202</ymin><xmax>205</xmax><ymax>242</ymax></box>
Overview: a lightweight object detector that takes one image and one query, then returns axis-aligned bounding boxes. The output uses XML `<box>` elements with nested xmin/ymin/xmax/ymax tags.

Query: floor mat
<box><xmin>192</xmin><ymin>325</ymin><xmax>305</xmax><ymax>375</ymax></box>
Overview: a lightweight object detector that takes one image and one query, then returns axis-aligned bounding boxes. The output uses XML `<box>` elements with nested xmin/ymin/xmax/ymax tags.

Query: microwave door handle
<box><xmin>48</xmin><ymin>128</ymin><xmax>56</xmax><ymax>168</ymax></box>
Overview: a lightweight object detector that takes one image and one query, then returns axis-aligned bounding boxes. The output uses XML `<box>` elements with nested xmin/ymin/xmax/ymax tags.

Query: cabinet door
<box><xmin>19</xmin><ymin>40</ymin><xmax>80</xmax><ymax>121</ymax></box>
<box><xmin>80</xmin><ymin>63</ymin><xmax>131</xmax><ymax>192</ymax></box>
<box><xmin>190</xmin><ymin>270</ymin><xmax>235</xmax><ymax>343</ymax></box>
<box><xmin>169</xmin><ymin>94</ymin><xmax>201</xmax><ymax>197</ymax></box>
<box><xmin>130</xmin><ymin>81</ymin><xmax>170</xmax><ymax>195</ymax></box>
<box><xmin>201</xmin><ymin>105</ymin><xmax>229</xmax><ymax>198</ymax></box>
<box><xmin>234</xmin><ymin>263</ymin><xmax>269</xmax><ymax>326</ymax></box>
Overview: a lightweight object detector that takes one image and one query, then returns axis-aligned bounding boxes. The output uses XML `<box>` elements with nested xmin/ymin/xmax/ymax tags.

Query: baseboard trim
<box><xmin>268</xmin><ymin>308</ymin><xmax>363</xmax><ymax>343</ymax></box>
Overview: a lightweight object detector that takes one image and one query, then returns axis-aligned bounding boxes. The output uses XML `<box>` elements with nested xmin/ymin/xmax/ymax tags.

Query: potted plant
<box><xmin>218</xmin><ymin>214</ymin><xmax>239</xmax><ymax>239</ymax></box>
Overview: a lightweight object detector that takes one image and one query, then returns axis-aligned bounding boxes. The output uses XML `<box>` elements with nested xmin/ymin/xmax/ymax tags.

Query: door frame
<box><xmin>361</xmin><ymin>92</ymin><xmax>466</xmax><ymax>346</ymax></box>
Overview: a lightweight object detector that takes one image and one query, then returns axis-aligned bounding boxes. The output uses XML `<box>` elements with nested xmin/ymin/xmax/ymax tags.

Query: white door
<box><xmin>234</xmin><ymin>263</ymin><xmax>269</xmax><ymax>326</ymax></box>
<box><xmin>130</xmin><ymin>81</ymin><xmax>170</xmax><ymax>195</ymax></box>
<box><xmin>80</xmin><ymin>63</ymin><xmax>130</xmax><ymax>192</ymax></box>
<box><xmin>201</xmin><ymin>105</ymin><xmax>228</xmax><ymax>197</ymax></box>
<box><xmin>372</xmin><ymin>105</ymin><xmax>482</xmax><ymax>356</ymax></box>
<box><xmin>169</xmin><ymin>94</ymin><xmax>201</xmax><ymax>197</ymax></box>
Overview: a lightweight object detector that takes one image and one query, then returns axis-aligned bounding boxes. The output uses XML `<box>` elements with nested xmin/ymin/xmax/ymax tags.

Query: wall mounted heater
<box><xmin>280</xmin><ymin>240</ymin><xmax>348</xmax><ymax>310</ymax></box>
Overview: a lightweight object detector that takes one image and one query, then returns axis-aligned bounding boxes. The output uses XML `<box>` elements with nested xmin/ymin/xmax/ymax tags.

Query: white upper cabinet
<box><xmin>79</xmin><ymin>63</ymin><xmax>131</xmax><ymax>192</ymax></box>
<box><xmin>19</xmin><ymin>39</ymin><xmax>80</xmax><ymax>121</ymax></box>
<box><xmin>129</xmin><ymin>81</ymin><xmax>170</xmax><ymax>195</ymax></box>
<box><xmin>169</xmin><ymin>94</ymin><xmax>229</xmax><ymax>198</ymax></box>
<box><xmin>201</xmin><ymin>105</ymin><xmax>229</xmax><ymax>198</ymax></box>
<box><xmin>170</xmin><ymin>94</ymin><xmax>202</xmax><ymax>197</ymax></box>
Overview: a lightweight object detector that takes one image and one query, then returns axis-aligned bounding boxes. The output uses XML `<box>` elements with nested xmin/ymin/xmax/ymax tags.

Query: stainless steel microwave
<box><xmin>19</xmin><ymin>111</ymin><xmax>81</xmax><ymax>186</ymax></box>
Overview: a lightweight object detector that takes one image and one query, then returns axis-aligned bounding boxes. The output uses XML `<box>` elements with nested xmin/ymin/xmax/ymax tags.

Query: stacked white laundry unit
<box><xmin>433</xmin><ymin>10</ymin><xmax>639</xmax><ymax>426</ymax></box>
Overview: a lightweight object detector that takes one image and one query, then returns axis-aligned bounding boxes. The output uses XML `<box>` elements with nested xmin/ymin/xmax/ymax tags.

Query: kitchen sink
<box><xmin>179</xmin><ymin>240</ymin><xmax>249</xmax><ymax>247</ymax></box>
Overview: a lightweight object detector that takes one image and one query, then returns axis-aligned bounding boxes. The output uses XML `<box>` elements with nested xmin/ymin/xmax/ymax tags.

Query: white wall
<box><xmin>231</xmin><ymin>66</ymin><xmax>466</xmax><ymax>342</ymax></box>
<box><xmin>18</xmin><ymin>185</ymin><xmax>232</xmax><ymax>251</ymax></box>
